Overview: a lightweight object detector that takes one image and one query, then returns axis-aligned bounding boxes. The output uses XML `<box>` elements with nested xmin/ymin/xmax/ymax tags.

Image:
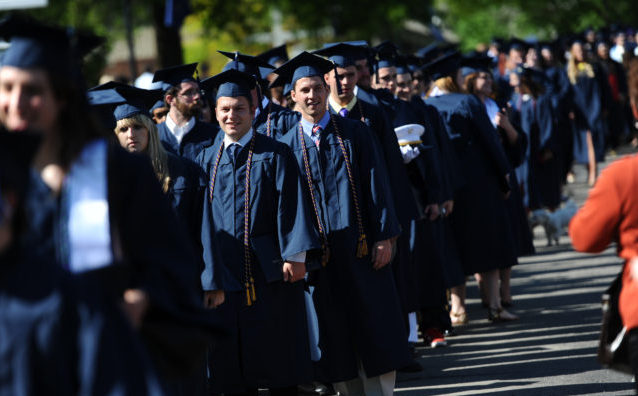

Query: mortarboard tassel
<box><xmin>332</xmin><ymin>62</ymin><xmax>342</xmax><ymax>96</ymax></box>
<box><xmin>245</xmin><ymin>282</ymin><xmax>253</xmax><ymax>306</ymax></box>
<box><xmin>357</xmin><ymin>234</ymin><xmax>368</xmax><ymax>258</ymax></box>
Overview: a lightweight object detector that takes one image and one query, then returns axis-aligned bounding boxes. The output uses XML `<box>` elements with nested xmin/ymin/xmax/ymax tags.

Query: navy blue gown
<box><xmin>198</xmin><ymin>132</ymin><xmax>320</xmax><ymax>393</ymax></box>
<box><xmin>157</xmin><ymin>119</ymin><xmax>219</xmax><ymax>163</ymax></box>
<box><xmin>0</xmin><ymin>247</ymin><xmax>165</xmax><ymax>396</ymax></box>
<box><xmin>280</xmin><ymin>115</ymin><xmax>410</xmax><ymax>383</ymax></box>
<box><xmin>254</xmin><ymin>99</ymin><xmax>300</xmax><ymax>140</ymax></box>
<box><xmin>426</xmin><ymin>93</ymin><xmax>518</xmax><ymax>275</ymax></box>
<box><xmin>21</xmin><ymin>142</ymin><xmax>223</xmax><ymax>380</ymax></box>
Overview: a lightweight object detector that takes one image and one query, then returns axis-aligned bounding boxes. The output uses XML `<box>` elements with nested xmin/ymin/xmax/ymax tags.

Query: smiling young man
<box><xmin>275</xmin><ymin>52</ymin><xmax>410</xmax><ymax>396</ymax></box>
<box><xmin>197</xmin><ymin>68</ymin><xmax>320</xmax><ymax>396</ymax></box>
<box><xmin>153</xmin><ymin>63</ymin><xmax>219</xmax><ymax>162</ymax></box>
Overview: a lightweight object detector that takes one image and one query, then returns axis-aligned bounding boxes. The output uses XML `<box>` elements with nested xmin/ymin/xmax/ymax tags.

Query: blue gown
<box><xmin>198</xmin><ymin>132</ymin><xmax>320</xmax><ymax>393</ymax></box>
<box><xmin>0</xmin><ymin>247</ymin><xmax>164</xmax><ymax>395</ymax></box>
<box><xmin>544</xmin><ymin>65</ymin><xmax>573</xmax><ymax>180</ymax></box>
<box><xmin>157</xmin><ymin>119</ymin><xmax>219</xmax><ymax>163</ymax></box>
<box><xmin>254</xmin><ymin>99</ymin><xmax>300</xmax><ymax>140</ymax></box>
<box><xmin>21</xmin><ymin>142</ymin><xmax>223</xmax><ymax>380</ymax></box>
<box><xmin>280</xmin><ymin>115</ymin><xmax>410</xmax><ymax>383</ymax></box>
<box><xmin>426</xmin><ymin>93</ymin><xmax>518</xmax><ymax>274</ymax></box>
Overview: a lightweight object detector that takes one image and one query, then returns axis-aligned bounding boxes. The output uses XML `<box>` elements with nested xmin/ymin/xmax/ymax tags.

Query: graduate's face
<box><xmin>170</xmin><ymin>81</ymin><xmax>202</xmax><ymax>119</ymax></box>
<box><xmin>152</xmin><ymin>106</ymin><xmax>169</xmax><ymax>124</ymax></box>
<box><xmin>373</xmin><ymin>66</ymin><xmax>397</xmax><ymax>93</ymax></box>
<box><xmin>355</xmin><ymin>58</ymin><xmax>371</xmax><ymax>89</ymax></box>
<box><xmin>116</xmin><ymin>119</ymin><xmax>150</xmax><ymax>153</ymax></box>
<box><xmin>597</xmin><ymin>43</ymin><xmax>609</xmax><ymax>60</ymax></box>
<box><xmin>215</xmin><ymin>96</ymin><xmax>255</xmax><ymax>138</ymax></box>
<box><xmin>541</xmin><ymin>48</ymin><xmax>553</xmax><ymax>63</ymax></box>
<box><xmin>291</xmin><ymin>76</ymin><xmax>328</xmax><ymax>121</ymax></box>
<box><xmin>0</xmin><ymin>66</ymin><xmax>62</xmax><ymax>135</ymax></box>
<box><xmin>474</xmin><ymin>72</ymin><xmax>493</xmax><ymax>97</ymax></box>
<box><xmin>571</xmin><ymin>43</ymin><xmax>584</xmax><ymax>62</ymax></box>
<box><xmin>325</xmin><ymin>66</ymin><xmax>357</xmax><ymax>101</ymax></box>
<box><xmin>395</xmin><ymin>73</ymin><xmax>413</xmax><ymax>101</ymax></box>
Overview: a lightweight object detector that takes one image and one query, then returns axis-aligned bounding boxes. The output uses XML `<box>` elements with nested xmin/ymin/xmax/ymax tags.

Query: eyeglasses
<box><xmin>178</xmin><ymin>89</ymin><xmax>201</xmax><ymax>99</ymax></box>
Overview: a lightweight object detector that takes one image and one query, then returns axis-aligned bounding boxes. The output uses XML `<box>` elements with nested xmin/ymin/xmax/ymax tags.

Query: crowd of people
<box><xmin>3</xmin><ymin>11</ymin><xmax>638</xmax><ymax>396</ymax></box>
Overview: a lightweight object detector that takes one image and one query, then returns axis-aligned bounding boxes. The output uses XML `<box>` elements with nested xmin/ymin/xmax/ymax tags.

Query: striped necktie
<box><xmin>311</xmin><ymin>124</ymin><xmax>322</xmax><ymax>148</ymax></box>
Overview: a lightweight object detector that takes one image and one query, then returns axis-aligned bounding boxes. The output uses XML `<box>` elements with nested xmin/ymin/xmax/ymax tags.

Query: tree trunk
<box><xmin>152</xmin><ymin>0</ymin><xmax>183</xmax><ymax>68</ymax></box>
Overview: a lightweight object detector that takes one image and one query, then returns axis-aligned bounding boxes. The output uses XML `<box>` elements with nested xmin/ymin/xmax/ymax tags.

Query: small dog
<box><xmin>528</xmin><ymin>200</ymin><xmax>578</xmax><ymax>246</ymax></box>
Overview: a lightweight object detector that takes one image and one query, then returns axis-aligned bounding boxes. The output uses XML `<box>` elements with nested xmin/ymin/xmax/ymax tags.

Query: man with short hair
<box><xmin>198</xmin><ymin>68</ymin><xmax>320</xmax><ymax>396</ymax></box>
<box><xmin>153</xmin><ymin>63</ymin><xmax>218</xmax><ymax>161</ymax></box>
<box><xmin>275</xmin><ymin>51</ymin><xmax>410</xmax><ymax>396</ymax></box>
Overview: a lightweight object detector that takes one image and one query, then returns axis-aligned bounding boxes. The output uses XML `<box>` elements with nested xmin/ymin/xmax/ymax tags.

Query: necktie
<box><xmin>311</xmin><ymin>124</ymin><xmax>322</xmax><ymax>148</ymax></box>
<box><xmin>227</xmin><ymin>143</ymin><xmax>240</xmax><ymax>165</ymax></box>
<box><xmin>339</xmin><ymin>108</ymin><xmax>349</xmax><ymax>118</ymax></box>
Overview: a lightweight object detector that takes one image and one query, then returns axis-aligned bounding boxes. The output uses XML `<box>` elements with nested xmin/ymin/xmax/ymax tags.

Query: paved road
<box><xmin>396</xmin><ymin>157</ymin><xmax>637</xmax><ymax>395</ymax></box>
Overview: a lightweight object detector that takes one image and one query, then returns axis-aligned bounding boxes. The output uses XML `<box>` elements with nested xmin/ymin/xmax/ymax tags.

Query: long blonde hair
<box><xmin>567</xmin><ymin>45</ymin><xmax>595</xmax><ymax>85</ymax></box>
<box><xmin>115</xmin><ymin>114</ymin><xmax>171</xmax><ymax>192</ymax></box>
<box><xmin>427</xmin><ymin>76</ymin><xmax>460</xmax><ymax>96</ymax></box>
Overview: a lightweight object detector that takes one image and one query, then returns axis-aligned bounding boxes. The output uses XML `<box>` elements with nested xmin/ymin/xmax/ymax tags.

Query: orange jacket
<box><xmin>569</xmin><ymin>155</ymin><xmax>638</xmax><ymax>330</ymax></box>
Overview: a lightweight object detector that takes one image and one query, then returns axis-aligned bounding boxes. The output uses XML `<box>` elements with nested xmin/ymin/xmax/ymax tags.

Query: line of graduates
<box><xmin>2</xmin><ymin>12</ymin><xmax>634</xmax><ymax>396</ymax></box>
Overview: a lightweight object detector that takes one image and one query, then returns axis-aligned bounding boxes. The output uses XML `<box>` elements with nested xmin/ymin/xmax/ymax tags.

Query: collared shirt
<box><xmin>328</xmin><ymin>93</ymin><xmax>357</xmax><ymax>114</ymax></box>
<box><xmin>223</xmin><ymin>128</ymin><xmax>306</xmax><ymax>263</ymax></box>
<box><xmin>253</xmin><ymin>96</ymin><xmax>270</xmax><ymax>120</ymax></box>
<box><xmin>165</xmin><ymin>113</ymin><xmax>196</xmax><ymax>144</ymax></box>
<box><xmin>300</xmin><ymin>111</ymin><xmax>330</xmax><ymax>139</ymax></box>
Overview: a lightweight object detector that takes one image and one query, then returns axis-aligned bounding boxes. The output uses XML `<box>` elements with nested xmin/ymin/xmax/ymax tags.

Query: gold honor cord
<box><xmin>208</xmin><ymin>134</ymin><xmax>258</xmax><ymax>306</ymax></box>
<box><xmin>329</xmin><ymin>115</ymin><xmax>368</xmax><ymax>258</ymax></box>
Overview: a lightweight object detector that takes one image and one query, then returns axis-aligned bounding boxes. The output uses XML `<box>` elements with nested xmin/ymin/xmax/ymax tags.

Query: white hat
<box><xmin>394</xmin><ymin>124</ymin><xmax>425</xmax><ymax>146</ymax></box>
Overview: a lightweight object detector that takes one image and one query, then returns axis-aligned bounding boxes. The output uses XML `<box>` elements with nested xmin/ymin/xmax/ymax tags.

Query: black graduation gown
<box><xmin>280</xmin><ymin>115</ymin><xmax>410</xmax><ymax>383</ymax></box>
<box><xmin>569</xmin><ymin>65</ymin><xmax>607</xmax><ymax>163</ymax></box>
<box><xmin>344</xmin><ymin>93</ymin><xmax>421</xmax><ymax>317</ymax></box>
<box><xmin>21</xmin><ymin>142</ymin><xmax>224</xmax><ymax>380</ymax></box>
<box><xmin>157</xmin><ymin>119</ymin><xmax>219</xmax><ymax>163</ymax></box>
<box><xmin>198</xmin><ymin>132</ymin><xmax>321</xmax><ymax>393</ymax></box>
<box><xmin>425</xmin><ymin>93</ymin><xmax>518</xmax><ymax>274</ymax></box>
<box><xmin>545</xmin><ymin>65</ymin><xmax>574</xmax><ymax>180</ymax></box>
<box><xmin>0</xmin><ymin>248</ymin><xmax>164</xmax><ymax>396</ymax></box>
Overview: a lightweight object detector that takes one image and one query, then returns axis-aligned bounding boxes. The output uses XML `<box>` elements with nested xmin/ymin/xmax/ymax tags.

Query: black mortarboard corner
<box><xmin>152</xmin><ymin>62</ymin><xmax>199</xmax><ymax>87</ymax></box>
<box><xmin>313</xmin><ymin>42</ymin><xmax>367</xmax><ymax>68</ymax></box>
<box><xmin>416</xmin><ymin>42</ymin><xmax>458</xmax><ymax>64</ymax></box>
<box><xmin>256</xmin><ymin>44</ymin><xmax>289</xmax><ymax>67</ymax></box>
<box><xmin>0</xmin><ymin>14</ymin><xmax>103</xmax><ymax>87</ymax></box>
<box><xmin>269</xmin><ymin>74</ymin><xmax>293</xmax><ymax>97</ymax></box>
<box><xmin>507</xmin><ymin>38</ymin><xmax>530</xmax><ymax>54</ymax></box>
<box><xmin>270</xmin><ymin>51</ymin><xmax>334</xmax><ymax>92</ymax></box>
<box><xmin>201</xmin><ymin>68</ymin><xmax>257</xmax><ymax>102</ymax></box>
<box><xmin>421</xmin><ymin>51</ymin><xmax>461</xmax><ymax>81</ymax></box>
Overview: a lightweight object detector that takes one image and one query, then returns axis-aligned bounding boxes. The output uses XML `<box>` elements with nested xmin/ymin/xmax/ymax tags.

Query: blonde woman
<box><xmin>567</xmin><ymin>40</ymin><xmax>607</xmax><ymax>186</ymax></box>
<box><xmin>110</xmin><ymin>84</ymin><xmax>201</xmax><ymax>240</ymax></box>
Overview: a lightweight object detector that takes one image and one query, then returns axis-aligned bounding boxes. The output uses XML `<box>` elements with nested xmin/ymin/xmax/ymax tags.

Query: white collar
<box><xmin>165</xmin><ymin>113</ymin><xmax>196</xmax><ymax>143</ymax></box>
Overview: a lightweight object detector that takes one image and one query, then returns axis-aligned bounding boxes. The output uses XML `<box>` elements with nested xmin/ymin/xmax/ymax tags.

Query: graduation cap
<box><xmin>507</xmin><ymin>38</ymin><xmax>530</xmax><ymax>53</ymax></box>
<box><xmin>218</xmin><ymin>50</ymin><xmax>274</xmax><ymax>78</ymax></box>
<box><xmin>89</xmin><ymin>81</ymin><xmax>164</xmax><ymax>121</ymax></box>
<box><xmin>268</xmin><ymin>74</ymin><xmax>293</xmax><ymax>97</ymax></box>
<box><xmin>270</xmin><ymin>51</ymin><xmax>334</xmax><ymax>92</ymax></box>
<box><xmin>0</xmin><ymin>14</ymin><xmax>103</xmax><ymax>82</ymax></box>
<box><xmin>152</xmin><ymin>62</ymin><xmax>199</xmax><ymax>87</ymax></box>
<box><xmin>459</xmin><ymin>53</ymin><xmax>494</xmax><ymax>77</ymax></box>
<box><xmin>313</xmin><ymin>42</ymin><xmax>367</xmax><ymax>68</ymax></box>
<box><xmin>421</xmin><ymin>51</ymin><xmax>461</xmax><ymax>81</ymax></box>
<box><xmin>416</xmin><ymin>42</ymin><xmax>458</xmax><ymax>64</ymax></box>
<box><xmin>256</xmin><ymin>44</ymin><xmax>289</xmax><ymax>67</ymax></box>
<box><xmin>374</xmin><ymin>41</ymin><xmax>399</xmax><ymax>70</ymax></box>
<box><xmin>512</xmin><ymin>65</ymin><xmax>547</xmax><ymax>87</ymax></box>
<box><xmin>200</xmin><ymin>68</ymin><xmax>257</xmax><ymax>102</ymax></box>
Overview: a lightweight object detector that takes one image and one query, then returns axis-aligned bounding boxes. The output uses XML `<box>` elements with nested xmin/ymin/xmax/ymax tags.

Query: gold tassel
<box><xmin>321</xmin><ymin>242</ymin><xmax>330</xmax><ymax>267</ymax></box>
<box><xmin>245</xmin><ymin>282</ymin><xmax>252</xmax><ymax>306</ymax></box>
<box><xmin>356</xmin><ymin>234</ymin><xmax>368</xmax><ymax>258</ymax></box>
<box><xmin>250</xmin><ymin>277</ymin><xmax>256</xmax><ymax>303</ymax></box>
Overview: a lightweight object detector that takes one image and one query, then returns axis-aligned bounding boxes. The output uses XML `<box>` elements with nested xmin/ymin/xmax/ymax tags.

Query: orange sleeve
<box><xmin>569</xmin><ymin>162</ymin><xmax>622</xmax><ymax>253</ymax></box>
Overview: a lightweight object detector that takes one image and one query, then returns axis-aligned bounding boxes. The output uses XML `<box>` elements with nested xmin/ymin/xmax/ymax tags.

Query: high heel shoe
<box><xmin>488</xmin><ymin>307</ymin><xmax>518</xmax><ymax>322</ymax></box>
